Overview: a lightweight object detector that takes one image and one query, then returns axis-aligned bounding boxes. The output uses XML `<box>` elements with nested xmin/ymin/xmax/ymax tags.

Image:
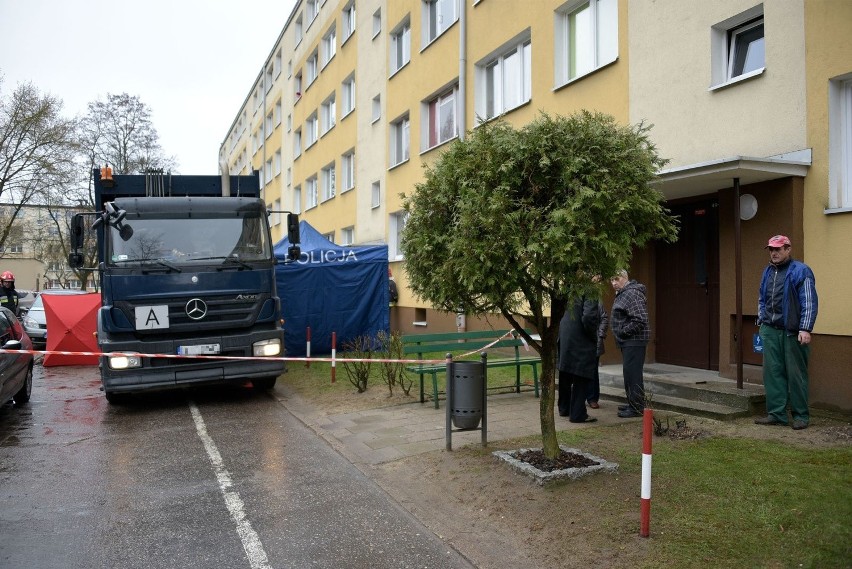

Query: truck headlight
<box><xmin>109</xmin><ymin>354</ymin><xmax>142</xmax><ymax>370</ymax></box>
<box><xmin>253</xmin><ymin>338</ymin><xmax>281</xmax><ymax>357</ymax></box>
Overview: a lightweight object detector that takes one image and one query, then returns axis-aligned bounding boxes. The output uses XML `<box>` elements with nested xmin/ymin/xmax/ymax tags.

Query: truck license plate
<box><xmin>178</xmin><ymin>343</ymin><xmax>221</xmax><ymax>356</ymax></box>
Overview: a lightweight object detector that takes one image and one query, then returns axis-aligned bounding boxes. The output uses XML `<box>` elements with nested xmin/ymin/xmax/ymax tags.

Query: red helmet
<box><xmin>0</xmin><ymin>271</ymin><xmax>13</xmax><ymax>281</ymax></box>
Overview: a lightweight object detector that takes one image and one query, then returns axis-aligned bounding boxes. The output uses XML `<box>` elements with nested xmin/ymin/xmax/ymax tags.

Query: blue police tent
<box><xmin>274</xmin><ymin>221</ymin><xmax>390</xmax><ymax>357</ymax></box>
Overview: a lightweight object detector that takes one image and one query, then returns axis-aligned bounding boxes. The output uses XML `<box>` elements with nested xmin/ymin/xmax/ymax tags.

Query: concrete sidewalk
<box><xmin>274</xmin><ymin>387</ymin><xmax>630</xmax><ymax>466</ymax></box>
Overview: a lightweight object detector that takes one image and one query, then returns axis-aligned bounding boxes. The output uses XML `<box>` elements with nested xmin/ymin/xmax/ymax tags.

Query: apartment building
<box><xmin>221</xmin><ymin>0</ymin><xmax>851</xmax><ymax>412</ymax></box>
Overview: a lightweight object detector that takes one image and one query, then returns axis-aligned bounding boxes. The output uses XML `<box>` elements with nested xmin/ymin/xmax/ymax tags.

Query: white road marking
<box><xmin>189</xmin><ymin>402</ymin><xmax>272</xmax><ymax>569</ymax></box>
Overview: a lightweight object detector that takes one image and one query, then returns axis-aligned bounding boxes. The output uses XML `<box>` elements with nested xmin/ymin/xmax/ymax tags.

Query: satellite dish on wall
<box><xmin>740</xmin><ymin>194</ymin><xmax>758</xmax><ymax>220</ymax></box>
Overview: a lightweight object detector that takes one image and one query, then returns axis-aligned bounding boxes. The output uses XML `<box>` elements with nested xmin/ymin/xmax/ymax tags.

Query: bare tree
<box><xmin>0</xmin><ymin>78</ymin><xmax>77</xmax><ymax>252</ymax></box>
<box><xmin>79</xmin><ymin>93</ymin><xmax>177</xmax><ymax>175</ymax></box>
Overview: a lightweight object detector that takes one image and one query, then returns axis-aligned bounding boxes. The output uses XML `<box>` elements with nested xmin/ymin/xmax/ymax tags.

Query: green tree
<box><xmin>401</xmin><ymin>111</ymin><xmax>678</xmax><ymax>458</ymax></box>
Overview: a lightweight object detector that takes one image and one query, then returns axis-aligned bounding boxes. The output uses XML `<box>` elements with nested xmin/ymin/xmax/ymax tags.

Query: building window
<box><xmin>727</xmin><ymin>18</ymin><xmax>764</xmax><ymax>80</ymax></box>
<box><xmin>342</xmin><ymin>1</ymin><xmax>356</xmax><ymax>42</ymax></box>
<box><xmin>306</xmin><ymin>113</ymin><xmax>318</xmax><ymax>147</ymax></box>
<box><xmin>307</xmin><ymin>51</ymin><xmax>319</xmax><ymax>85</ymax></box>
<box><xmin>275</xmin><ymin>100</ymin><xmax>282</xmax><ymax>126</ymax></box>
<box><xmin>287</xmin><ymin>113</ymin><xmax>292</xmax><ymax>132</ymax></box>
<box><xmin>295</xmin><ymin>72</ymin><xmax>303</xmax><ymax>98</ymax></box>
<box><xmin>372</xmin><ymin>95</ymin><xmax>381</xmax><ymax>123</ymax></box>
<box><xmin>274</xmin><ymin>150</ymin><xmax>281</xmax><ymax>177</ymax></box>
<box><xmin>341</xmin><ymin>75</ymin><xmax>355</xmax><ymax>116</ymax></box>
<box><xmin>294</xmin><ymin>128</ymin><xmax>302</xmax><ymax>158</ymax></box>
<box><xmin>477</xmin><ymin>36</ymin><xmax>531</xmax><ymax>121</ymax></box>
<box><xmin>295</xmin><ymin>16</ymin><xmax>304</xmax><ymax>44</ymax></box>
<box><xmin>306</xmin><ymin>176</ymin><xmax>318</xmax><ymax>209</ymax></box>
<box><xmin>322</xmin><ymin>231</ymin><xmax>335</xmax><ymax>242</ymax></box>
<box><xmin>424</xmin><ymin>86</ymin><xmax>457</xmax><ymax>149</ymax></box>
<box><xmin>271</xmin><ymin>199</ymin><xmax>281</xmax><ymax>227</ymax></box>
<box><xmin>710</xmin><ymin>5</ymin><xmax>765</xmax><ymax>89</ymax></box>
<box><xmin>341</xmin><ymin>226</ymin><xmax>355</xmax><ymax>245</ymax></box>
<box><xmin>829</xmin><ymin>75</ymin><xmax>852</xmax><ymax>210</ymax></box>
<box><xmin>390</xmin><ymin>20</ymin><xmax>411</xmax><ymax>74</ymax></box>
<box><xmin>341</xmin><ymin>151</ymin><xmax>355</xmax><ymax>192</ymax></box>
<box><xmin>321</xmin><ymin>163</ymin><xmax>336</xmax><ymax>202</ymax></box>
<box><xmin>390</xmin><ymin>114</ymin><xmax>410</xmax><ymax>167</ymax></box>
<box><xmin>306</xmin><ymin>0</ymin><xmax>319</xmax><ymax>24</ymax></box>
<box><xmin>373</xmin><ymin>8</ymin><xmax>382</xmax><ymax>38</ymax></box>
<box><xmin>265</xmin><ymin>111</ymin><xmax>274</xmax><ymax>138</ymax></box>
<box><xmin>322</xmin><ymin>25</ymin><xmax>337</xmax><ymax>68</ymax></box>
<box><xmin>389</xmin><ymin>211</ymin><xmax>408</xmax><ymax>259</ymax></box>
<box><xmin>321</xmin><ymin>94</ymin><xmax>336</xmax><ymax>135</ymax></box>
<box><xmin>423</xmin><ymin>0</ymin><xmax>457</xmax><ymax>46</ymax></box>
<box><xmin>287</xmin><ymin>167</ymin><xmax>292</xmax><ymax>187</ymax></box>
<box><xmin>371</xmin><ymin>181</ymin><xmax>381</xmax><ymax>208</ymax></box>
<box><xmin>287</xmin><ymin>59</ymin><xmax>292</xmax><ymax>78</ymax></box>
<box><xmin>293</xmin><ymin>185</ymin><xmax>302</xmax><ymax>214</ymax></box>
<box><xmin>554</xmin><ymin>0</ymin><xmax>618</xmax><ymax>86</ymax></box>
<box><xmin>264</xmin><ymin>158</ymin><xmax>273</xmax><ymax>185</ymax></box>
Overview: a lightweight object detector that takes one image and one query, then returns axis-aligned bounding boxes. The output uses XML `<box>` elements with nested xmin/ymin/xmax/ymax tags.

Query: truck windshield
<box><xmin>107</xmin><ymin>215</ymin><xmax>272</xmax><ymax>267</ymax></box>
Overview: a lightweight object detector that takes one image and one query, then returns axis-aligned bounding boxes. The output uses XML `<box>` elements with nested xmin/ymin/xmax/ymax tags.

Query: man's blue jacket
<box><xmin>758</xmin><ymin>259</ymin><xmax>818</xmax><ymax>334</ymax></box>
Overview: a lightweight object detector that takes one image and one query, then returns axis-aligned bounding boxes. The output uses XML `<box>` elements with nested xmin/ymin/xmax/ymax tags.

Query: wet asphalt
<box><xmin>0</xmin><ymin>363</ymin><xmax>474</xmax><ymax>569</ymax></box>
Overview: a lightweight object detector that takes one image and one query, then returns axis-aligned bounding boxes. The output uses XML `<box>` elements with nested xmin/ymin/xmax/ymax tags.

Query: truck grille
<box><xmin>115</xmin><ymin>295</ymin><xmax>264</xmax><ymax>334</ymax></box>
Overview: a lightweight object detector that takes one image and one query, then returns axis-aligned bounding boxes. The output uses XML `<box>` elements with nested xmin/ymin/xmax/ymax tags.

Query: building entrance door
<box><xmin>654</xmin><ymin>199</ymin><xmax>720</xmax><ymax>370</ymax></box>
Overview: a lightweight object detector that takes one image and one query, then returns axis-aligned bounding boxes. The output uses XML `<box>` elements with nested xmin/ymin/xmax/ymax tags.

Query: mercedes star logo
<box><xmin>185</xmin><ymin>298</ymin><xmax>208</xmax><ymax>320</ymax></box>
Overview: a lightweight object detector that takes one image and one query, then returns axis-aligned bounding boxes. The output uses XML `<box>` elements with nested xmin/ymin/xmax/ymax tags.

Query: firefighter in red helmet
<box><xmin>0</xmin><ymin>271</ymin><xmax>19</xmax><ymax>316</ymax></box>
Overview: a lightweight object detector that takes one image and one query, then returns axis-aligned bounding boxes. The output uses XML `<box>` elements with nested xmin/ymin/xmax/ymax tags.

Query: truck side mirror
<box><xmin>70</xmin><ymin>214</ymin><xmax>86</xmax><ymax>250</ymax></box>
<box><xmin>287</xmin><ymin>213</ymin><xmax>300</xmax><ymax>245</ymax></box>
<box><xmin>68</xmin><ymin>253</ymin><xmax>84</xmax><ymax>269</ymax></box>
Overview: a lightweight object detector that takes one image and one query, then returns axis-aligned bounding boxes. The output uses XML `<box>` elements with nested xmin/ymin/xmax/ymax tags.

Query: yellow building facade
<box><xmin>221</xmin><ymin>0</ymin><xmax>851</xmax><ymax>412</ymax></box>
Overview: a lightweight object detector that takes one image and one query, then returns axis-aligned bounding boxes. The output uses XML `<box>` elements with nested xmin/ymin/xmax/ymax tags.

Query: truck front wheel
<box><xmin>253</xmin><ymin>377</ymin><xmax>277</xmax><ymax>391</ymax></box>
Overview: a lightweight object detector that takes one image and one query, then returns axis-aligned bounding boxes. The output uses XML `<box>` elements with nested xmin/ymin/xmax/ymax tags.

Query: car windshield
<box><xmin>107</xmin><ymin>214</ymin><xmax>271</xmax><ymax>267</ymax></box>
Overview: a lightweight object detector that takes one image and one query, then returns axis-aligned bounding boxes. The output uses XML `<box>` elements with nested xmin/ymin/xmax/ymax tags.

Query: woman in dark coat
<box><xmin>557</xmin><ymin>296</ymin><xmax>603</xmax><ymax>423</ymax></box>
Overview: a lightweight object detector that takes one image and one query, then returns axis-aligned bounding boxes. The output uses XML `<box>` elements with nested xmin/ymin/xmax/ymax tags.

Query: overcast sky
<box><xmin>0</xmin><ymin>0</ymin><xmax>296</xmax><ymax>174</ymax></box>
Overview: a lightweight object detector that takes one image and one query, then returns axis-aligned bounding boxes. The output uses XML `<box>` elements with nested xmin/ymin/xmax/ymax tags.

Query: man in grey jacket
<box><xmin>610</xmin><ymin>269</ymin><xmax>650</xmax><ymax>418</ymax></box>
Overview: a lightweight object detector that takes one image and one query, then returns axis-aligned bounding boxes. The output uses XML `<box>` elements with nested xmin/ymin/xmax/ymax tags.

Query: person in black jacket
<box><xmin>557</xmin><ymin>296</ymin><xmax>603</xmax><ymax>423</ymax></box>
<box><xmin>0</xmin><ymin>271</ymin><xmax>19</xmax><ymax>317</ymax></box>
<box><xmin>610</xmin><ymin>269</ymin><xmax>650</xmax><ymax>418</ymax></box>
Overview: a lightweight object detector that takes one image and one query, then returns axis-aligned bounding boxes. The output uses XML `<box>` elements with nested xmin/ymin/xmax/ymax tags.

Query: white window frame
<box><xmin>373</xmin><ymin>8</ymin><xmax>382</xmax><ymax>39</ymax></box>
<box><xmin>476</xmin><ymin>34</ymin><xmax>531</xmax><ymax>122</ymax></box>
<box><xmin>340</xmin><ymin>226</ymin><xmax>355</xmax><ymax>246</ymax></box>
<box><xmin>342</xmin><ymin>1</ymin><xmax>356</xmax><ymax>42</ymax></box>
<box><xmin>709</xmin><ymin>5</ymin><xmax>765</xmax><ymax>90</ymax></box>
<box><xmin>372</xmin><ymin>95</ymin><xmax>382</xmax><ymax>123</ymax></box>
<box><xmin>307</xmin><ymin>51</ymin><xmax>319</xmax><ymax>86</ymax></box>
<box><xmin>306</xmin><ymin>176</ymin><xmax>318</xmax><ymax>209</ymax></box>
<box><xmin>295</xmin><ymin>72</ymin><xmax>303</xmax><ymax>99</ymax></box>
<box><xmin>274</xmin><ymin>150</ymin><xmax>281</xmax><ymax>177</ymax></box>
<box><xmin>829</xmin><ymin>74</ymin><xmax>852</xmax><ymax>211</ymax></box>
<box><xmin>390</xmin><ymin>19</ymin><xmax>411</xmax><ymax>75</ymax></box>
<box><xmin>371</xmin><ymin>181</ymin><xmax>381</xmax><ymax>208</ymax></box>
<box><xmin>341</xmin><ymin>151</ymin><xmax>355</xmax><ymax>192</ymax></box>
<box><xmin>322</xmin><ymin>25</ymin><xmax>337</xmax><ymax>68</ymax></box>
<box><xmin>341</xmin><ymin>75</ymin><xmax>356</xmax><ymax>117</ymax></box>
<box><xmin>265</xmin><ymin>111</ymin><xmax>274</xmax><ymax>139</ymax></box>
<box><xmin>389</xmin><ymin>211</ymin><xmax>408</xmax><ymax>260</ymax></box>
<box><xmin>294</xmin><ymin>128</ymin><xmax>302</xmax><ymax>158</ymax></box>
<box><xmin>554</xmin><ymin>0</ymin><xmax>618</xmax><ymax>87</ymax></box>
<box><xmin>271</xmin><ymin>199</ymin><xmax>282</xmax><ymax>227</ymax></box>
<box><xmin>306</xmin><ymin>113</ymin><xmax>319</xmax><ymax>147</ymax></box>
<box><xmin>306</xmin><ymin>0</ymin><xmax>319</xmax><ymax>25</ymax></box>
<box><xmin>423</xmin><ymin>85</ymin><xmax>458</xmax><ymax>150</ymax></box>
<box><xmin>422</xmin><ymin>0</ymin><xmax>457</xmax><ymax>46</ymax></box>
<box><xmin>295</xmin><ymin>16</ymin><xmax>304</xmax><ymax>45</ymax></box>
<box><xmin>390</xmin><ymin>114</ymin><xmax>410</xmax><ymax>167</ymax></box>
<box><xmin>321</xmin><ymin>93</ymin><xmax>336</xmax><ymax>135</ymax></box>
<box><xmin>274</xmin><ymin>100</ymin><xmax>282</xmax><ymax>126</ymax></box>
<box><xmin>321</xmin><ymin>163</ymin><xmax>336</xmax><ymax>202</ymax></box>
<box><xmin>293</xmin><ymin>185</ymin><xmax>302</xmax><ymax>214</ymax></box>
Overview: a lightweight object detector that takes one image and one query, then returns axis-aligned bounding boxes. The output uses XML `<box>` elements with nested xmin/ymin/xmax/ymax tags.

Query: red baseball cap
<box><xmin>765</xmin><ymin>235</ymin><xmax>791</xmax><ymax>248</ymax></box>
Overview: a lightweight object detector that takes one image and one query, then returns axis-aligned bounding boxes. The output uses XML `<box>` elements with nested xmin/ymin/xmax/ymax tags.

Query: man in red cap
<box><xmin>755</xmin><ymin>235</ymin><xmax>818</xmax><ymax>430</ymax></box>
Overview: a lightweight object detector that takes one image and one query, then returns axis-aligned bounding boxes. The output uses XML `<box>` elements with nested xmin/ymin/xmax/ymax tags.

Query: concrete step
<box><xmin>598</xmin><ymin>386</ymin><xmax>754</xmax><ymax>420</ymax></box>
<box><xmin>597</xmin><ymin>364</ymin><xmax>766</xmax><ymax>420</ymax></box>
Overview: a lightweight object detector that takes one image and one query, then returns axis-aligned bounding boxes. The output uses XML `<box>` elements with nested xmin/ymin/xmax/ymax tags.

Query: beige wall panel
<box><xmin>629</xmin><ymin>0</ymin><xmax>807</xmax><ymax>167</ymax></box>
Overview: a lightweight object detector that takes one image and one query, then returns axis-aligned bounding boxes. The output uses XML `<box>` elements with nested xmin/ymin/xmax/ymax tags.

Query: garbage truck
<box><xmin>67</xmin><ymin>168</ymin><xmax>300</xmax><ymax>403</ymax></box>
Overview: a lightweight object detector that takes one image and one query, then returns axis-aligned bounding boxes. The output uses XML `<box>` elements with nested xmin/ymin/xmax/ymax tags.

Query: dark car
<box><xmin>21</xmin><ymin>289</ymin><xmax>87</xmax><ymax>349</ymax></box>
<box><xmin>0</xmin><ymin>306</ymin><xmax>34</xmax><ymax>407</ymax></box>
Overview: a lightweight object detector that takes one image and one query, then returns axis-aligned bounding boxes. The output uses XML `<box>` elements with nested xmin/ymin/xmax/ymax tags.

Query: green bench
<box><xmin>402</xmin><ymin>329</ymin><xmax>541</xmax><ymax>409</ymax></box>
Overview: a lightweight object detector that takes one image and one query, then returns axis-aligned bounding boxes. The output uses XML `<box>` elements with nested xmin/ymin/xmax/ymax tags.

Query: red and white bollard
<box><xmin>330</xmin><ymin>331</ymin><xmax>336</xmax><ymax>383</ymax></box>
<box><xmin>305</xmin><ymin>326</ymin><xmax>311</xmax><ymax>368</ymax></box>
<box><xmin>640</xmin><ymin>408</ymin><xmax>653</xmax><ymax>537</ymax></box>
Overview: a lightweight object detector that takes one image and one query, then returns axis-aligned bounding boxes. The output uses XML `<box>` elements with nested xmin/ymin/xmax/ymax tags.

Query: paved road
<box><xmin>0</xmin><ymin>363</ymin><xmax>474</xmax><ymax>569</ymax></box>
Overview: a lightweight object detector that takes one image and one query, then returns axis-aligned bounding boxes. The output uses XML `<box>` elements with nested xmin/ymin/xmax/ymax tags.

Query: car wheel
<box><xmin>13</xmin><ymin>365</ymin><xmax>33</xmax><ymax>405</ymax></box>
<box><xmin>253</xmin><ymin>377</ymin><xmax>277</xmax><ymax>391</ymax></box>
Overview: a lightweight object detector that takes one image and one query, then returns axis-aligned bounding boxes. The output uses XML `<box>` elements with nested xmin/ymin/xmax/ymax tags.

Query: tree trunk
<box><xmin>537</xmin><ymin>339</ymin><xmax>560</xmax><ymax>458</ymax></box>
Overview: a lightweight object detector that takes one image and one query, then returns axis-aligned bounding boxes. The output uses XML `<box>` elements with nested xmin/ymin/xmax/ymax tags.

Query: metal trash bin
<box><xmin>450</xmin><ymin>361</ymin><xmax>484</xmax><ymax>430</ymax></box>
